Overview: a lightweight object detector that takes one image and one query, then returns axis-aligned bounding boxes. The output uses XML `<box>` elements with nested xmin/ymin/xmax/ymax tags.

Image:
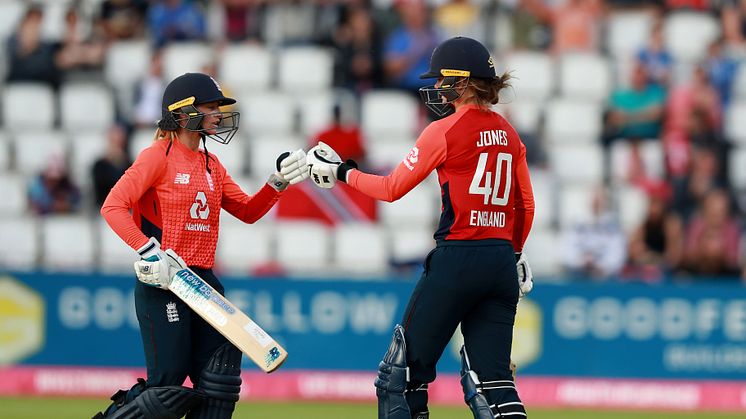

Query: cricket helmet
<box><xmin>419</xmin><ymin>37</ymin><xmax>496</xmax><ymax>117</ymax></box>
<box><xmin>158</xmin><ymin>72</ymin><xmax>240</xmax><ymax>144</ymax></box>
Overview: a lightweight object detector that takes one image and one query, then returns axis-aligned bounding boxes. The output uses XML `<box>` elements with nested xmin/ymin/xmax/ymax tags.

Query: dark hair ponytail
<box><xmin>469</xmin><ymin>72</ymin><xmax>513</xmax><ymax>106</ymax></box>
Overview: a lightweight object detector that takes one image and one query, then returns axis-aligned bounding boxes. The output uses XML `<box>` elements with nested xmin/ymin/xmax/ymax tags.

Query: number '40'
<box><xmin>469</xmin><ymin>152</ymin><xmax>512</xmax><ymax>206</ymax></box>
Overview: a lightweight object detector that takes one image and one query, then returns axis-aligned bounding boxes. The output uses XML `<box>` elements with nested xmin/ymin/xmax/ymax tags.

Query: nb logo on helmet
<box><xmin>189</xmin><ymin>191</ymin><xmax>210</xmax><ymax>220</ymax></box>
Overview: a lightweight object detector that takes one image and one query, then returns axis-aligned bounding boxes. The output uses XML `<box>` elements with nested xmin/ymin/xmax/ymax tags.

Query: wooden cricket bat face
<box><xmin>169</xmin><ymin>269</ymin><xmax>288</xmax><ymax>373</ymax></box>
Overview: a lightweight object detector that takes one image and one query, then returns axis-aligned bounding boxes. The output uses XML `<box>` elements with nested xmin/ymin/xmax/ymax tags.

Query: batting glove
<box><xmin>307</xmin><ymin>141</ymin><xmax>358</xmax><ymax>188</ymax></box>
<box><xmin>134</xmin><ymin>238</ymin><xmax>187</xmax><ymax>289</ymax></box>
<box><xmin>515</xmin><ymin>252</ymin><xmax>533</xmax><ymax>299</ymax></box>
<box><xmin>268</xmin><ymin>149</ymin><xmax>309</xmax><ymax>191</ymax></box>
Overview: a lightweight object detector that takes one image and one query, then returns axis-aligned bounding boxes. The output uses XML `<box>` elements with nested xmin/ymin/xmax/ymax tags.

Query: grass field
<box><xmin>2</xmin><ymin>397</ymin><xmax>745</xmax><ymax>419</ymax></box>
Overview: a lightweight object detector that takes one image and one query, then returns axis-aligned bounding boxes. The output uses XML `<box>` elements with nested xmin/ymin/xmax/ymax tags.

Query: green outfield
<box><xmin>2</xmin><ymin>397</ymin><xmax>745</xmax><ymax>419</ymax></box>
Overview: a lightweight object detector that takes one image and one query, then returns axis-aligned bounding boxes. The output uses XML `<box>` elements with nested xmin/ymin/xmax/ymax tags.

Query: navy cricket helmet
<box><xmin>419</xmin><ymin>37</ymin><xmax>496</xmax><ymax>117</ymax></box>
<box><xmin>158</xmin><ymin>72</ymin><xmax>240</xmax><ymax>144</ymax></box>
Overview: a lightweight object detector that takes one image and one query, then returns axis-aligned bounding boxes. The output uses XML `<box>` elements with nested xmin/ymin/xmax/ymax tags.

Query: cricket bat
<box><xmin>167</xmin><ymin>267</ymin><xmax>287</xmax><ymax>373</ymax></box>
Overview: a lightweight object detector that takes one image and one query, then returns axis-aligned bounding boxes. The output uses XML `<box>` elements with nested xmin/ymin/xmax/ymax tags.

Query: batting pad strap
<box><xmin>479</xmin><ymin>380</ymin><xmax>517</xmax><ymax>391</ymax></box>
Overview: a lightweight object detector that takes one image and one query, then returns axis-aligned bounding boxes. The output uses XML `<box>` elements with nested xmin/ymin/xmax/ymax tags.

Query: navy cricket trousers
<box><xmin>134</xmin><ymin>267</ymin><xmax>230</xmax><ymax>387</ymax></box>
<box><xmin>401</xmin><ymin>239</ymin><xmax>520</xmax><ymax>401</ymax></box>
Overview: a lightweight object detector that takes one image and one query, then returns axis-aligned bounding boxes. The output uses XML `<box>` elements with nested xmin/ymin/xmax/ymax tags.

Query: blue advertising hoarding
<box><xmin>1</xmin><ymin>272</ymin><xmax>744</xmax><ymax>380</ymax></box>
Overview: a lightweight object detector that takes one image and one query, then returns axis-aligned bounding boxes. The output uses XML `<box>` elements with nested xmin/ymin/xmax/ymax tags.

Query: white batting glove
<box><xmin>515</xmin><ymin>252</ymin><xmax>533</xmax><ymax>299</ymax></box>
<box><xmin>279</xmin><ymin>149</ymin><xmax>309</xmax><ymax>185</ymax></box>
<box><xmin>134</xmin><ymin>238</ymin><xmax>187</xmax><ymax>289</ymax></box>
<box><xmin>307</xmin><ymin>141</ymin><xmax>342</xmax><ymax>189</ymax></box>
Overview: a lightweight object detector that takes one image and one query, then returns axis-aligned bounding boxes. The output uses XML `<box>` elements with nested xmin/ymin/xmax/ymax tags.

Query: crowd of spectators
<box><xmin>5</xmin><ymin>0</ymin><xmax>745</xmax><ymax>282</ymax></box>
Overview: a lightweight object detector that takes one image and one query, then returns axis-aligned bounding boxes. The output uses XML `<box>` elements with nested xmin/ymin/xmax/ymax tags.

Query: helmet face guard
<box><xmin>418</xmin><ymin>76</ymin><xmax>468</xmax><ymax>118</ymax></box>
<box><xmin>171</xmin><ymin>104</ymin><xmax>240</xmax><ymax>145</ymax></box>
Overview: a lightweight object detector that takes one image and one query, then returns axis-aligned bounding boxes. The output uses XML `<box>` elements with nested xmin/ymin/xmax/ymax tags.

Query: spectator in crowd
<box><xmin>28</xmin><ymin>152</ymin><xmax>81</xmax><ymax>215</ymax></box>
<box><xmin>434</xmin><ymin>0</ymin><xmax>483</xmax><ymax>40</ymax></box>
<box><xmin>147</xmin><ymin>0</ymin><xmax>206</xmax><ymax>47</ymax></box>
<box><xmin>220</xmin><ymin>0</ymin><xmax>266</xmax><ymax>42</ymax></box>
<box><xmin>509</xmin><ymin>0</ymin><xmax>551</xmax><ymax>50</ymax></box>
<box><xmin>636</xmin><ymin>19</ymin><xmax>672</xmax><ymax>89</ymax></box>
<box><xmin>383</xmin><ymin>0</ymin><xmax>440</xmax><ymax>95</ymax></box>
<box><xmin>679</xmin><ymin>188</ymin><xmax>742</xmax><ymax>277</ymax></box>
<box><xmin>56</xmin><ymin>5</ymin><xmax>107</xmax><ymax>81</ymax></box>
<box><xmin>624</xmin><ymin>183</ymin><xmax>683</xmax><ymax>282</ymax></box>
<box><xmin>672</xmin><ymin>144</ymin><xmax>727</xmax><ymax>221</ymax></box>
<box><xmin>549</xmin><ymin>0</ymin><xmax>604</xmax><ymax>54</ymax></box>
<box><xmin>332</xmin><ymin>4</ymin><xmax>384</xmax><ymax>94</ymax></box>
<box><xmin>602</xmin><ymin>63</ymin><xmax>666</xmax><ymax>146</ymax></box>
<box><xmin>560</xmin><ymin>186</ymin><xmax>627</xmax><ymax>280</ymax></box>
<box><xmin>92</xmin><ymin>124</ymin><xmax>132</xmax><ymax>207</ymax></box>
<box><xmin>722</xmin><ymin>0</ymin><xmax>746</xmax><ymax>57</ymax></box>
<box><xmin>702</xmin><ymin>38</ymin><xmax>739</xmax><ymax>109</ymax></box>
<box><xmin>98</xmin><ymin>0</ymin><xmax>148</xmax><ymax>41</ymax></box>
<box><xmin>663</xmin><ymin>65</ymin><xmax>723</xmax><ymax>177</ymax></box>
<box><xmin>601</xmin><ymin>63</ymin><xmax>666</xmax><ymax>181</ymax></box>
<box><xmin>133</xmin><ymin>49</ymin><xmax>165</xmax><ymax>128</ymax></box>
<box><xmin>6</xmin><ymin>6</ymin><xmax>61</xmax><ymax>88</ymax></box>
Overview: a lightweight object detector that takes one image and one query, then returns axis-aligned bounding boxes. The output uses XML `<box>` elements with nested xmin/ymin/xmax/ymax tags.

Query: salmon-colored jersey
<box><xmin>101</xmin><ymin>137</ymin><xmax>281</xmax><ymax>268</ymax></box>
<box><xmin>347</xmin><ymin>104</ymin><xmax>535</xmax><ymax>251</ymax></box>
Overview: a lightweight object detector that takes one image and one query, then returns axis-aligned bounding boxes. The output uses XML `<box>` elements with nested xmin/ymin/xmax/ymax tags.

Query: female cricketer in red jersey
<box><xmin>308</xmin><ymin>37</ymin><xmax>535</xmax><ymax>419</ymax></box>
<box><xmin>93</xmin><ymin>73</ymin><xmax>308</xmax><ymax>419</ymax></box>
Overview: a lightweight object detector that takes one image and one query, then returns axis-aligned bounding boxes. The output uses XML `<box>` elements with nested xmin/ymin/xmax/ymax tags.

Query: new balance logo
<box><xmin>174</xmin><ymin>173</ymin><xmax>191</xmax><ymax>184</ymax></box>
<box><xmin>166</xmin><ymin>302</ymin><xmax>179</xmax><ymax>323</ymax></box>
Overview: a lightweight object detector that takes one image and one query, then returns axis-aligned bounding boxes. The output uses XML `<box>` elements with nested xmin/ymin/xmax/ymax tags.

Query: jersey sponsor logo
<box><xmin>189</xmin><ymin>191</ymin><xmax>210</xmax><ymax>220</ymax></box>
<box><xmin>476</xmin><ymin>129</ymin><xmax>508</xmax><ymax>147</ymax></box>
<box><xmin>185</xmin><ymin>222</ymin><xmax>211</xmax><ymax>232</ymax></box>
<box><xmin>469</xmin><ymin>210</ymin><xmax>506</xmax><ymax>227</ymax></box>
<box><xmin>174</xmin><ymin>173</ymin><xmax>191</xmax><ymax>185</ymax></box>
<box><xmin>403</xmin><ymin>146</ymin><xmax>419</xmax><ymax>171</ymax></box>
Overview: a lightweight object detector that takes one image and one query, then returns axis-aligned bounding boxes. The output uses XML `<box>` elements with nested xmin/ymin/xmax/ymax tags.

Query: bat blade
<box><xmin>168</xmin><ymin>268</ymin><xmax>287</xmax><ymax>373</ymax></box>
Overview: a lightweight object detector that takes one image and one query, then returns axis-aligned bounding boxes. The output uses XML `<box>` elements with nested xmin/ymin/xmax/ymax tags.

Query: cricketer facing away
<box><xmin>307</xmin><ymin>36</ymin><xmax>536</xmax><ymax>419</ymax></box>
<box><xmin>94</xmin><ymin>72</ymin><xmax>308</xmax><ymax>418</ymax></box>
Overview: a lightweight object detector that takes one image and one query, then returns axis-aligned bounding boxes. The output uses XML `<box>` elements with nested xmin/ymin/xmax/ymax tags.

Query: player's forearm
<box><xmin>224</xmin><ymin>183</ymin><xmax>281</xmax><ymax>223</ymax></box>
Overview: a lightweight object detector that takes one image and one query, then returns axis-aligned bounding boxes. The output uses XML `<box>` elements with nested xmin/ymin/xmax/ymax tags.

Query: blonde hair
<box><xmin>153</xmin><ymin>128</ymin><xmax>177</xmax><ymax>142</ymax></box>
<box><xmin>468</xmin><ymin>72</ymin><xmax>513</xmax><ymax>107</ymax></box>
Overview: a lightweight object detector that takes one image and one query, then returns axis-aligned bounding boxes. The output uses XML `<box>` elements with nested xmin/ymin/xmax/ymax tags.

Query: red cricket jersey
<box><xmin>347</xmin><ymin>104</ymin><xmax>535</xmax><ymax>251</ymax></box>
<box><xmin>101</xmin><ymin>137</ymin><xmax>281</xmax><ymax>268</ymax></box>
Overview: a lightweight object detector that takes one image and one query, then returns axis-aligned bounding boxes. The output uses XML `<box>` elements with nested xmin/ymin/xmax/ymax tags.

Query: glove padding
<box><xmin>134</xmin><ymin>238</ymin><xmax>188</xmax><ymax>289</ymax></box>
<box><xmin>279</xmin><ymin>149</ymin><xmax>309</xmax><ymax>185</ymax></box>
<box><xmin>269</xmin><ymin>149</ymin><xmax>309</xmax><ymax>191</ymax></box>
<box><xmin>307</xmin><ymin>141</ymin><xmax>342</xmax><ymax>188</ymax></box>
<box><xmin>515</xmin><ymin>252</ymin><xmax>533</xmax><ymax>298</ymax></box>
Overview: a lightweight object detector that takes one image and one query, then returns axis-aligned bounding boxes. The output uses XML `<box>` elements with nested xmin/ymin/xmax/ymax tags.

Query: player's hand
<box><xmin>515</xmin><ymin>252</ymin><xmax>533</xmax><ymax>299</ymax></box>
<box><xmin>268</xmin><ymin>149</ymin><xmax>309</xmax><ymax>191</ymax></box>
<box><xmin>279</xmin><ymin>149</ymin><xmax>309</xmax><ymax>185</ymax></box>
<box><xmin>307</xmin><ymin>141</ymin><xmax>342</xmax><ymax>188</ymax></box>
<box><xmin>134</xmin><ymin>238</ymin><xmax>187</xmax><ymax>289</ymax></box>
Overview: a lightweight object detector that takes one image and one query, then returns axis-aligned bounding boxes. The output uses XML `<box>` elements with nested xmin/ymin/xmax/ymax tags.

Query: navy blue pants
<box><xmin>134</xmin><ymin>267</ymin><xmax>229</xmax><ymax>387</ymax></box>
<box><xmin>401</xmin><ymin>239</ymin><xmax>520</xmax><ymax>409</ymax></box>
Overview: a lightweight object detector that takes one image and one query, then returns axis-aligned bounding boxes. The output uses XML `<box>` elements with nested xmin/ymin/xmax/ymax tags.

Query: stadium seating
<box><xmin>12</xmin><ymin>131</ymin><xmax>68</xmax><ymax>176</ymax></box>
<box><xmin>729</xmin><ymin>148</ymin><xmax>746</xmax><ymax>190</ymax></box>
<box><xmin>725</xmin><ymin>100</ymin><xmax>746</xmax><ymax>146</ymax></box>
<box><xmin>502</xmin><ymin>51</ymin><xmax>554</xmax><ymax>101</ymax></box>
<box><xmin>609</xmin><ymin>140</ymin><xmax>665</xmax><ymax>184</ymax></box>
<box><xmin>548</xmin><ymin>143</ymin><xmax>604</xmax><ymax>185</ymax></box>
<box><xmin>379</xmin><ymin>176</ymin><xmax>440</xmax><ymax>228</ymax></box>
<box><xmin>275</xmin><ymin>221</ymin><xmax>331</xmax><ymax>275</ymax></box>
<box><xmin>544</xmin><ymin>98</ymin><xmax>603</xmax><ymax>144</ymax></box>
<box><xmin>333</xmin><ymin>223</ymin><xmax>389</xmax><ymax>276</ymax></box>
<box><xmin>388</xmin><ymin>224</ymin><xmax>435</xmax><ymax>267</ymax></box>
<box><xmin>238</xmin><ymin>91</ymin><xmax>296</xmax><ymax>135</ymax></box>
<box><xmin>0</xmin><ymin>132</ymin><xmax>9</xmax><ymax>171</ymax></box>
<box><xmin>605</xmin><ymin>10</ymin><xmax>655</xmax><ymax>61</ymax></box>
<box><xmin>69</xmin><ymin>131</ymin><xmax>107</xmax><ymax>188</ymax></box>
<box><xmin>0</xmin><ymin>172</ymin><xmax>28</xmax><ymax>215</ymax></box>
<box><xmin>217</xmin><ymin>216</ymin><xmax>274</xmax><ymax>275</ymax></box>
<box><xmin>3</xmin><ymin>83</ymin><xmax>56</xmax><ymax>131</ymax></box>
<box><xmin>97</xmin><ymin>218</ymin><xmax>137</xmax><ymax>273</ymax></box>
<box><xmin>41</xmin><ymin>215</ymin><xmax>95</xmax><ymax>272</ymax></box>
<box><xmin>0</xmin><ymin>216</ymin><xmax>38</xmax><ymax>271</ymax></box>
<box><xmin>220</xmin><ymin>44</ymin><xmax>274</xmax><ymax>92</ymax></box>
<box><xmin>59</xmin><ymin>82</ymin><xmax>115</xmax><ymax>132</ymax></box>
<box><xmin>277</xmin><ymin>46</ymin><xmax>334</xmax><ymax>93</ymax></box>
<box><xmin>162</xmin><ymin>42</ymin><xmax>213</xmax><ymax>82</ymax></box>
<box><xmin>559</xmin><ymin>53</ymin><xmax>612</xmax><ymax>102</ymax></box>
<box><xmin>361</xmin><ymin>90</ymin><xmax>420</xmax><ymax>139</ymax></box>
<box><xmin>248</xmin><ymin>135</ymin><xmax>304</xmax><ymax>176</ymax></box>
